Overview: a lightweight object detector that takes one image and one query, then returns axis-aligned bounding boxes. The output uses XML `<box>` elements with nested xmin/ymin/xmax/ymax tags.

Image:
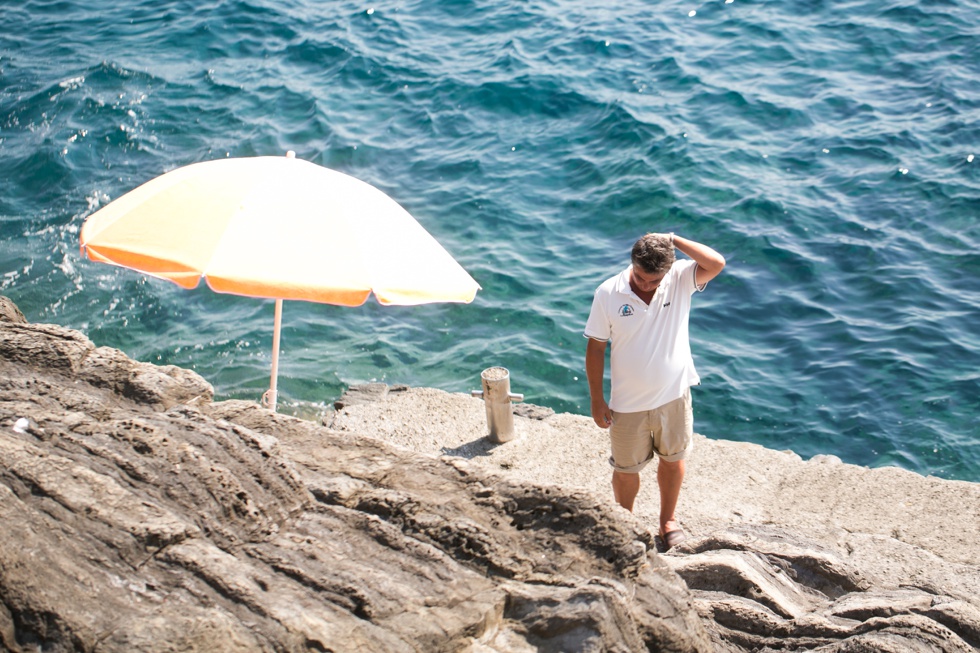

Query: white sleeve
<box><xmin>583</xmin><ymin>289</ymin><xmax>610</xmax><ymax>341</ymax></box>
<box><xmin>675</xmin><ymin>259</ymin><xmax>703</xmax><ymax>294</ymax></box>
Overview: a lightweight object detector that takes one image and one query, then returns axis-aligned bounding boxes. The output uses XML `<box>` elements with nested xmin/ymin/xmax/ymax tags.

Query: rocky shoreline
<box><xmin>332</xmin><ymin>383</ymin><xmax>980</xmax><ymax>650</ymax></box>
<box><xmin>2</xmin><ymin>295</ymin><xmax>978</xmax><ymax>651</ymax></box>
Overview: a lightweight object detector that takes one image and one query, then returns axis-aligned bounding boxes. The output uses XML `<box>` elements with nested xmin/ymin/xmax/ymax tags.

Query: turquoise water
<box><xmin>2</xmin><ymin>0</ymin><xmax>978</xmax><ymax>481</ymax></box>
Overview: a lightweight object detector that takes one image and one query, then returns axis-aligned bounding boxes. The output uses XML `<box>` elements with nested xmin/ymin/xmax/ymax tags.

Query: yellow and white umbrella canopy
<box><xmin>80</xmin><ymin>152</ymin><xmax>480</xmax><ymax>410</ymax></box>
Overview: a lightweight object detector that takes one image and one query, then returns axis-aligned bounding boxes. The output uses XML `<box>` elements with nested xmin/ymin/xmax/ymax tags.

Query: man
<box><xmin>584</xmin><ymin>232</ymin><xmax>725</xmax><ymax>550</ymax></box>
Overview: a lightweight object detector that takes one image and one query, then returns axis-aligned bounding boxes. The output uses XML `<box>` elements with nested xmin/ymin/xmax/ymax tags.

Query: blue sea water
<box><xmin>2</xmin><ymin>0</ymin><xmax>978</xmax><ymax>481</ymax></box>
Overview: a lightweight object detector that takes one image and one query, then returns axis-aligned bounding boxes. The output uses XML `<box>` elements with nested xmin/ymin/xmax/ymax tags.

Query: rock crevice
<box><xmin>331</xmin><ymin>381</ymin><xmax>980</xmax><ymax>652</ymax></box>
<box><xmin>1</xmin><ymin>303</ymin><xmax>708</xmax><ymax>652</ymax></box>
<box><xmin>2</xmin><ymin>297</ymin><xmax>978</xmax><ymax>652</ymax></box>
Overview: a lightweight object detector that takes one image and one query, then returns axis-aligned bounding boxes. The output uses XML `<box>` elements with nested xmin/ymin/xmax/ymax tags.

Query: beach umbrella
<box><xmin>79</xmin><ymin>152</ymin><xmax>480</xmax><ymax>411</ymax></box>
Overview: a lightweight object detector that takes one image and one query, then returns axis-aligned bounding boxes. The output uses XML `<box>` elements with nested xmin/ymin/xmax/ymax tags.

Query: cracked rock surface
<box><xmin>1</xmin><ymin>301</ymin><xmax>709</xmax><ymax>652</ymax></box>
<box><xmin>331</xmin><ymin>383</ymin><xmax>980</xmax><ymax>651</ymax></box>
<box><xmin>3</xmin><ymin>295</ymin><xmax>978</xmax><ymax>652</ymax></box>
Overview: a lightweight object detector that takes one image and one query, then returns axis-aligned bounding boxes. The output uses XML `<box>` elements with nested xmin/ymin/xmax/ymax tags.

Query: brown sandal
<box><xmin>660</xmin><ymin>527</ymin><xmax>687</xmax><ymax>551</ymax></box>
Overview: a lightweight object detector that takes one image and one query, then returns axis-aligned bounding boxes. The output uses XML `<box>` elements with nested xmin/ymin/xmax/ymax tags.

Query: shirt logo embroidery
<box><xmin>663</xmin><ymin>301</ymin><xmax>671</xmax><ymax>308</ymax></box>
<box><xmin>619</xmin><ymin>304</ymin><xmax>634</xmax><ymax>317</ymax></box>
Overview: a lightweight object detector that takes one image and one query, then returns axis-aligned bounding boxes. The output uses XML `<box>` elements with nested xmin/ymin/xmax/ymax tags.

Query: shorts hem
<box><xmin>658</xmin><ymin>447</ymin><xmax>690</xmax><ymax>463</ymax></box>
<box><xmin>608</xmin><ymin>455</ymin><xmax>654</xmax><ymax>474</ymax></box>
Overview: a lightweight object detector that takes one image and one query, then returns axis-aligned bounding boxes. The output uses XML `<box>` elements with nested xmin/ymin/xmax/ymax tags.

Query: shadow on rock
<box><xmin>4</xmin><ymin>296</ymin><xmax>978</xmax><ymax>652</ymax></box>
<box><xmin>0</xmin><ymin>299</ymin><xmax>710</xmax><ymax>653</ymax></box>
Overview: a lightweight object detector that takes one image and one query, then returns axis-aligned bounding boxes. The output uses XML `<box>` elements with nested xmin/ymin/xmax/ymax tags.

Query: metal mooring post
<box><xmin>471</xmin><ymin>367</ymin><xmax>524</xmax><ymax>443</ymax></box>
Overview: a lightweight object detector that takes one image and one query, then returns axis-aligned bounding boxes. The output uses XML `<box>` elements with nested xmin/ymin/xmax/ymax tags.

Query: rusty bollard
<box><xmin>471</xmin><ymin>367</ymin><xmax>524</xmax><ymax>443</ymax></box>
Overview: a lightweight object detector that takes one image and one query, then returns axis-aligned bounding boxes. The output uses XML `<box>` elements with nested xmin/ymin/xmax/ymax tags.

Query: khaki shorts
<box><xmin>609</xmin><ymin>389</ymin><xmax>693</xmax><ymax>473</ymax></box>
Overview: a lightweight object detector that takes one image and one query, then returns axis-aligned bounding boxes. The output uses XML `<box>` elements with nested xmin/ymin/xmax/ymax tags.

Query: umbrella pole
<box><xmin>265</xmin><ymin>151</ymin><xmax>292</xmax><ymax>410</ymax></box>
<box><xmin>263</xmin><ymin>298</ymin><xmax>284</xmax><ymax>412</ymax></box>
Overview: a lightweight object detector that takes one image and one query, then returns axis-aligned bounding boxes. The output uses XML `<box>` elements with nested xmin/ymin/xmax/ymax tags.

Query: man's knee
<box><xmin>613</xmin><ymin>469</ymin><xmax>640</xmax><ymax>483</ymax></box>
<box><xmin>658</xmin><ymin>458</ymin><xmax>684</xmax><ymax>471</ymax></box>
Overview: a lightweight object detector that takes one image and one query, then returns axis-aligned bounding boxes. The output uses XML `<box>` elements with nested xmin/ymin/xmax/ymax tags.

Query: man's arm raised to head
<box><xmin>672</xmin><ymin>234</ymin><xmax>726</xmax><ymax>286</ymax></box>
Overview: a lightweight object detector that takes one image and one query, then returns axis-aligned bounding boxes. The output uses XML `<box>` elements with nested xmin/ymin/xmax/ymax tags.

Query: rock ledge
<box><xmin>2</xmin><ymin>298</ymin><xmax>978</xmax><ymax>652</ymax></box>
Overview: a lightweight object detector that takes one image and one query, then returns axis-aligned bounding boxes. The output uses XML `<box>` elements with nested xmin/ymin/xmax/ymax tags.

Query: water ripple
<box><xmin>1</xmin><ymin>0</ymin><xmax>978</xmax><ymax>481</ymax></box>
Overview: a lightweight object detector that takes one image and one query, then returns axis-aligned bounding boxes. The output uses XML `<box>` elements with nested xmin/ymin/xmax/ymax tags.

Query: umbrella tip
<box><xmin>286</xmin><ymin>150</ymin><xmax>296</xmax><ymax>159</ymax></box>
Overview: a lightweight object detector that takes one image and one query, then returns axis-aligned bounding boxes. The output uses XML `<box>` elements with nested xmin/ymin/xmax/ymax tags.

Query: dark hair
<box><xmin>631</xmin><ymin>233</ymin><xmax>675</xmax><ymax>274</ymax></box>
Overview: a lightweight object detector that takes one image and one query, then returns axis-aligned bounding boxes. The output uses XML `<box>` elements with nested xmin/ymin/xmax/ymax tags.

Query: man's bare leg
<box><xmin>657</xmin><ymin>458</ymin><xmax>685</xmax><ymax>534</ymax></box>
<box><xmin>612</xmin><ymin>470</ymin><xmax>640</xmax><ymax>512</ymax></box>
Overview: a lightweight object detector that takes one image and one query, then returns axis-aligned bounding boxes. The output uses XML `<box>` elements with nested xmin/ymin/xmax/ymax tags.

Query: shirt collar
<box><xmin>617</xmin><ymin>264</ymin><xmax>675</xmax><ymax>298</ymax></box>
<box><xmin>614</xmin><ymin>266</ymin><xmax>635</xmax><ymax>296</ymax></box>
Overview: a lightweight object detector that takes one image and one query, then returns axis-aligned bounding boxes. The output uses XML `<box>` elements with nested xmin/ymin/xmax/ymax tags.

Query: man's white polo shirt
<box><xmin>584</xmin><ymin>259</ymin><xmax>705</xmax><ymax>412</ymax></box>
